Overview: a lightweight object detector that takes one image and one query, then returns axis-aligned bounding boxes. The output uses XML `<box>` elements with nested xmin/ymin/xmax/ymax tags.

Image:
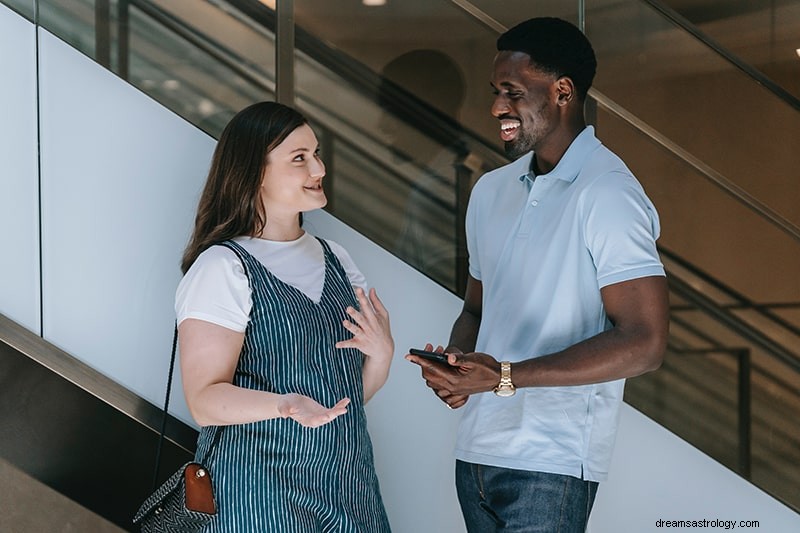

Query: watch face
<box><xmin>494</xmin><ymin>386</ymin><xmax>516</xmax><ymax>397</ymax></box>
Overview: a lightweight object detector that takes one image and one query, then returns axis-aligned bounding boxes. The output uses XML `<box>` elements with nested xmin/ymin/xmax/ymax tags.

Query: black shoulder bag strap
<box><xmin>150</xmin><ymin>324</ymin><xmax>225</xmax><ymax>490</ymax></box>
<box><xmin>150</xmin><ymin>323</ymin><xmax>180</xmax><ymax>490</ymax></box>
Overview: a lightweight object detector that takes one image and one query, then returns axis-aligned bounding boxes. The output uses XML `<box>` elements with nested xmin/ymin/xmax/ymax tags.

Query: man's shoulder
<box><xmin>474</xmin><ymin>152</ymin><xmax>532</xmax><ymax>190</ymax></box>
<box><xmin>576</xmin><ymin>144</ymin><xmax>641</xmax><ymax>192</ymax></box>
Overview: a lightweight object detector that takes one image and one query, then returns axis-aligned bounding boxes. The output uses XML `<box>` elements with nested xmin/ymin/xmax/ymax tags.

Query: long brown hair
<box><xmin>181</xmin><ymin>102</ymin><xmax>308</xmax><ymax>273</ymax></box>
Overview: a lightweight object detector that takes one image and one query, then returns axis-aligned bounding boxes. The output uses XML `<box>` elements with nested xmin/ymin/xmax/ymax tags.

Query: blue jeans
<box><xmin>455</xmin><ymin>460</ymin><xmax>598</xmax><ymax>533</ymax></box>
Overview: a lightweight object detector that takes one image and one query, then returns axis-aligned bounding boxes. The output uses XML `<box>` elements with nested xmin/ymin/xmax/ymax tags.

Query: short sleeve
<box><xmin>175</xmin><ymin>245</ymin><xmax>252</xmax><ymax>332</ymax></box>
<box><xmin>581</xmin><ymin>172</ymin><xmax>665</xmax><ymax>288</ymax></box>
<box><xmin>325</xmin><ymin>239</ymin><xmax>368</xmax><ymax>292</ymax></box>
<box><xmin>465</xmin><ymin>183</ymin><xmax>482</xmax><ymax>281</ymax></box>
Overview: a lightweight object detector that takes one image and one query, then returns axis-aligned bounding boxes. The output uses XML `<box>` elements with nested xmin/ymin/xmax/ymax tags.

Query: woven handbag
<box><xmin>132</xmin><ymin>461</ymin><xmax>215</xmax><ymax>532</ymax></box>
<box><xmin>133</xmin><ymin>326</ymin><xmax>220</xmax><ymax>532</ymax></box>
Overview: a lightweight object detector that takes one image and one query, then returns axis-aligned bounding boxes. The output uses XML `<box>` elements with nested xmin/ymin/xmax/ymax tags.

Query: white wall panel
<box><xmin>0</xmin><ymin>4</ymin><xmax>40</xmax><ymax>332</ymax></box>
<box><xmin>589</xmin><ymin>403</ymin><xmax>799</xmax><ymax>532</ymax></box>
<box><xmin>37</xmin><ymin>29</ymin><xmax>215</xmax><ymax>419</ymax></box>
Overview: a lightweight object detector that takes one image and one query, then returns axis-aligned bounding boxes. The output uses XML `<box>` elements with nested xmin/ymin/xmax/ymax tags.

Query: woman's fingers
<box><xmin>368</xmin><ymin>288</ymin><xmax>388</xmax><ymax>318</ymax></box>
<box><xmin>283</xmin><ymin>394</ymin><xmax>351</xmax><ymax>428</ymax></box>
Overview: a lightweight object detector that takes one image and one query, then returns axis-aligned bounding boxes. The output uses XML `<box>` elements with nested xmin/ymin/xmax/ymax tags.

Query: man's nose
<box><xmin>491</xmin><ymin>95</ymin><xmax>510</xmax><ymax>118</ymax></box>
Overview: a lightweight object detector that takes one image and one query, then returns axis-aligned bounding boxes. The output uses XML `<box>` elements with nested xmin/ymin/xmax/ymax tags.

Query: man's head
<box><xmin>497</xmin><ymin>17</ymin><xmax>596</xmax><ymax>102</ymax></box>
<box><xmin>491</xmin><ymin>18</ymin><xmax>596</xmax><ymax>161</ymax></box>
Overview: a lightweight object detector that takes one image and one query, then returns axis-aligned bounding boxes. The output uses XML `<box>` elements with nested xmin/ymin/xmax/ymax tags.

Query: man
<box><xmin>406</xmin><ymin>17</ymin><xmax>669</xmax><ymax>532</ymax></box>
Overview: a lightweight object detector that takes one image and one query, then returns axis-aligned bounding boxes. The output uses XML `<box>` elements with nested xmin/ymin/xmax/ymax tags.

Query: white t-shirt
<box><xmin>175</xmin><ymin>232</ymin><xmax>367</xmax><ymax>332</ymax></box>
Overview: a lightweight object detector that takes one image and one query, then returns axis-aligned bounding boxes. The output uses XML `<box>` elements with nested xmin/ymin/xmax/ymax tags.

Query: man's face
<box><xmin>490</xmin><ymin>51</ymin><xmax>559</xmax><ymax>159</ymax></box>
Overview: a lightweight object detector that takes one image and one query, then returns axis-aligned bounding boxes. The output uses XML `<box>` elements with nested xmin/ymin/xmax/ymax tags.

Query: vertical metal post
<box><xmin>454</xmin><ymin>153</ymin><xmax>479</xmax><ymax>297</ymax></box>
<box><xmin>117</xmin><ymin>0</ymin><xmax>130</xmax><ymax>80</ymax></box>
<box><xmin>737</xmin><ymin>349</ymin><xmax>752</xmax><ymax>479</ymax></box>
<box><xmin>95</xmin><ymin>0</ymin><xmax>112</xmax><ymax>68</ymax></box>
<box><xmin>578</xmin><ymin>0</ymin><xmax>598</xmax><ymax>128</ymax></box>
<box><xmin>275</xmin><ymin>0</ymin><xmax>295</xmax><ymax>105</ymax></box>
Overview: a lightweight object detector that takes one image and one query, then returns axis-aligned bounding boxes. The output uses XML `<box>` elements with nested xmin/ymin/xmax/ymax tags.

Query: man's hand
<box><xmin>406</xmin><ymin>344</ymin><xmax>502</xmax><ymax>409</ymax></box>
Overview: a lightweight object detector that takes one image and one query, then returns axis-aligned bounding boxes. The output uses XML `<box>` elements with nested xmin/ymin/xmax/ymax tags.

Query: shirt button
<box><xmin>531</xmin><ymin>200</ymin><xmax>539</xmax><ymax>206</ymax></box>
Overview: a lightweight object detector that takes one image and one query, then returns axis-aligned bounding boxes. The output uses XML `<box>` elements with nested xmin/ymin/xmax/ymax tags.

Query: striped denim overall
<box><xmin>194</xmin><ymin>238</ymin><xmax>391</xmax><ymax>532</ymax></box>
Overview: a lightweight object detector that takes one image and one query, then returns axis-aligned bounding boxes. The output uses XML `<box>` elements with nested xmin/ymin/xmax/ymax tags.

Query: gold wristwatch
<box><xmin>493</xmin><ymin>361</ymin><xmax>516</xmax><ymax>397</ymax></box>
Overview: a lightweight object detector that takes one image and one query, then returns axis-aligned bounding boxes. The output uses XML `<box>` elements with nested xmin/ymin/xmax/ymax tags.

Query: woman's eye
<box><xmin>293</xmin><ymin>154</ymin><xmax>305</xmax><ymax>162</ymax></box>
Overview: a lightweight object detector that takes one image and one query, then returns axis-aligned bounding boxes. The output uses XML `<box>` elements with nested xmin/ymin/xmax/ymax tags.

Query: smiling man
<box><xmin>407</xmin><ymin>17</ymin><xmax>669</xmax><ymax>532</ymax></box>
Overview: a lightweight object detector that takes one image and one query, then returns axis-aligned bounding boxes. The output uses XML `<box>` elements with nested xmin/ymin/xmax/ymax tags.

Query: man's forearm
<box><xmin>448</xmin><ymin>310</ymin><xmax>480</xmax><ymax>353</ymax></box>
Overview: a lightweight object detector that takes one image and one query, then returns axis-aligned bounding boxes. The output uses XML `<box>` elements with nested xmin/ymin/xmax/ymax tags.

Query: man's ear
<box><xmin>555</xmin><ymin>76</ymin><xmax>576</xmax><ymax>106</ymax></box>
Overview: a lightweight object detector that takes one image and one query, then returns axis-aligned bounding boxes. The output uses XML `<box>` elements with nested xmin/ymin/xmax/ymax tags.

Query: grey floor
<box><xmin>0</xmin><ymin>457</ymin><xmax>124</xmax><ymax>533</ymax></box>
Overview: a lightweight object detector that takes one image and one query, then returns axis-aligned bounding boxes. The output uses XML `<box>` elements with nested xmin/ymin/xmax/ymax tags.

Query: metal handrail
<box><xmin>668</xmin><ymin>274</ymin><xmax>800</xmax><ymax>374</ymax></box>
<box><xmin>664</xmin><ymin>342</ymin><xmax>752</xmax><ymax>478</ymax></box>
<box><xmin>593</xmin><ymin>89</ymin><xmax>800</xmax><ymax>245</ymax></box>
<box><xmin>660</xmin><ymin>245</ymin><xmax>800</xmax><ymax>340</ymax></box>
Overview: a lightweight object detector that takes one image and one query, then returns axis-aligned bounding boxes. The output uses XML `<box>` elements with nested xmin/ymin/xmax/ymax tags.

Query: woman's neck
<box><xmin>257</xmin><ymin>214</ymin><xmax>304</xmax><ymax>242</ymax></box>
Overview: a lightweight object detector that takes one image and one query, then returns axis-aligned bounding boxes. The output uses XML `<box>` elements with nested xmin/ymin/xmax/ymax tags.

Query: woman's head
<box><xmin>181</xmin><ymin>102</ymin><xmax>318</xmax><ymax>273</ymax></box>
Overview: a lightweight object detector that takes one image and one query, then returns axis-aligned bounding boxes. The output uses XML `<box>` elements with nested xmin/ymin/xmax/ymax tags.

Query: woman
<box><xmin>176</xmin><ymin>102</ymin><xmax>393</xmax><ymax>532</ymax></box>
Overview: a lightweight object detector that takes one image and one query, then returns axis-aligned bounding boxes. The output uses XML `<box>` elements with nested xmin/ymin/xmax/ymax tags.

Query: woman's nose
<box><xmin>310</xmin><ymin>156</ymin><xmax>326</xmax><ymax>178</ymax></box>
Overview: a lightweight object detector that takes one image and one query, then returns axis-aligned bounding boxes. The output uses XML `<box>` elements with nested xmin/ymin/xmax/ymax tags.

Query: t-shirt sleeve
<box><xmin>325</xmin><ymin>239</ymin><xmax>368</xmax><ymax>292</ymax></box>
<box><xmin>175</xmin><ymin>245</ymin><xmax>252</xmax><ymax>332</ymax></box>
<box><xmin>582</xmin><ymin>172</ymin><xmax>665</xmax><ymax>289</ymax></box>
<box><xmin>465</xmin><ymin>181</ymin><xmax>482</xmax><ymax>281</ymax></box>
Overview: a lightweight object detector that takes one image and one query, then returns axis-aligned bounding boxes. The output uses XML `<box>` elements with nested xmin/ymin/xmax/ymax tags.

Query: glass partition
<box><xmin>585</xmin><ymin>0</ymin><xmax>800</xmax><ymax>229</ymax></box>
<box><xmin>294</xmin><ymin>0</ymin><xmax>510</xmax><ymax>292</ymax></box>
<box><xmin>661</xmin><ymin>0</ymin><xmax>800</xmax><ymax>102</ymax></box>
<box><xmin>36</xmin><ymin>0</ymin><xmax>275</xmax><ymax>136</ymax></box>
<box><xmin>3</xmin><ymin>0</ymin><xmax>34</xmax><ymax>19</ymax></box>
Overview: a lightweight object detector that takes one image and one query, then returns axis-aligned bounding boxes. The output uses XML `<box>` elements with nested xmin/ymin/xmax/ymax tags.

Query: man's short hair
<box><xmin>497</xmin><ymin>17</ymin><xmax>597</xmax><ymax>101</ymax></box>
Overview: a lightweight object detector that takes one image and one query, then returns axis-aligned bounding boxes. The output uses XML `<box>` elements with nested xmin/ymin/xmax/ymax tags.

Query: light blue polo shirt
<box><xmin>455</xmin><ymin>126</ymin><xmax>664</xmax><ymax>481</ymax></box>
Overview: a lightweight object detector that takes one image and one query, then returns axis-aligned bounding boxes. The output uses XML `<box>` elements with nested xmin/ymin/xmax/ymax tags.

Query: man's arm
<box><xmin>447</xmin><ymin>275</ymin><xmax>483</xmax><ymax>353</ymax></box>
<box><xmin>421</xmin><ymin>275</ymin><xmax>669</xmax><ymax>403</ymax></box>
<box><xmin>515</xmin><ymin>275</ymin><xmax>668</xmax><ymax>387</ymax></box>
<box><xmin>405</xmin><ymin>275</ymin><xmax>482</xmax><ymax>408</ymax></box>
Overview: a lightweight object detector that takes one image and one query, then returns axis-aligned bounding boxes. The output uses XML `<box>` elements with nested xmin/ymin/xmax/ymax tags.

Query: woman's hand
<box><xmin>336</xmin><ymin>287</ymin><xmax>394</xmax><ymax>362</ymax></box>
<box><xmin>277</xmin><ymin>394</ymin><xmax>351</xmax><ymax>428</ymax></box>
<box><xmin>336</xmin><ymin>287</ymin><xmax>394</xmax><ymax>403</ymax></box>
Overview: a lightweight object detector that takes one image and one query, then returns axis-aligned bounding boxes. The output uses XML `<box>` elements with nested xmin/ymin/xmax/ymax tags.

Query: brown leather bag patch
<box><xmin>184</xmin><ymin>463</ymin><xmax>216</xmax><ymax>515</ymax></box>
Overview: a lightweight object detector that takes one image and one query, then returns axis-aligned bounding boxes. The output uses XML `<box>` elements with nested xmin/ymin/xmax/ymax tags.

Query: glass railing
<box><xmin>585</xmin><ymin>0</ymin><xmax>800</xmax><ymax>231</ymax></box>
<box><xmin>8</xmin><ymin>0</ymin><xmax>799</xmax><ymax>511</ymax></box>
<box><xmin>601</xmin><ymin>104</ymin><xmax>800</xmax><ymax>507</ymax></box>
<box><xmin>657</xmin><ymin>0</ymin><xmax>800</xmax><ymax>103</ymax></box>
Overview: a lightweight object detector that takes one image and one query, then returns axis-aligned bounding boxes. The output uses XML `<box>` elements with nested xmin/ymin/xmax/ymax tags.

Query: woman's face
<box><xmin>260</xmin><ymin>123</ymin><xmax>327</xmax><ymax>216</ymax></box>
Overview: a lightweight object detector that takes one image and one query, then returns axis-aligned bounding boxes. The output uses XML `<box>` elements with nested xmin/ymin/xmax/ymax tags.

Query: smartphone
<box><xmin>409</xmin><ymin>348</ymin><xmax>450</xmax><ymax>364</ymax></box>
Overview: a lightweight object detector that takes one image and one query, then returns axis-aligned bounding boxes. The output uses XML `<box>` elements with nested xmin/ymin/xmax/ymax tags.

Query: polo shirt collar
<box><xmin>516</xmin><ymin>126</ymin><xmax>601</xmax><ymax>184</ymax></box>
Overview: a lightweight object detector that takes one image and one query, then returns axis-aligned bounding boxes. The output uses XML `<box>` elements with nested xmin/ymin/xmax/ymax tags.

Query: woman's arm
<box><xmin>179</xmin><ymin>318</ymin><xmax>350</xmax><ymax>427</ymax></box>
<box><xmin>335</xmin><ymin>287</ymin><xmax>394</xmax><ymax>403</ymax></box>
